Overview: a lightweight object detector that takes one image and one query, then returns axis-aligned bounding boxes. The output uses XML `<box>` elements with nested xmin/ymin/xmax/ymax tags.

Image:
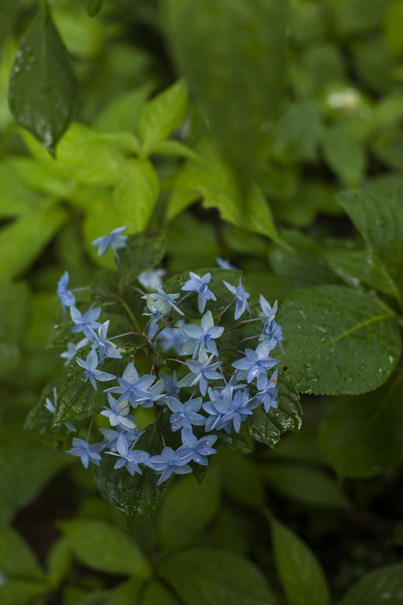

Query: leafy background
<box><xmin>2</xmin><ymin>0</ymin><xmax>403</xmax><ymax>603</ymax></box>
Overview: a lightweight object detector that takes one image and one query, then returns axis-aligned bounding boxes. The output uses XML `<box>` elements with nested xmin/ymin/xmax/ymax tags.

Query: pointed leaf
<box><xmin>340</xmin><ymin>564</ymin><xmax>403</xmax><ymax>604</ymax></box>
<box><xmin>114</xmin><ymin>159</ymin><xmax>159</xmax><ymax>233</ymax></box>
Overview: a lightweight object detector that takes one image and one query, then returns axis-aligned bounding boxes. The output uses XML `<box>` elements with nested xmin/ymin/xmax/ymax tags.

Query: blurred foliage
<box><xmin>1</xmin><ymin>0</ymin><xmax>403</xmax><ymax>603</ymax></box>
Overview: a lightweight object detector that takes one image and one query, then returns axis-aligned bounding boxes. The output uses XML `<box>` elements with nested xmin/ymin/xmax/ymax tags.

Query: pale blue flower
<box><xmin>203</xmin><ymin>387</ymin><xmax>252</xmax><ymax>433</ymax></box>
<box><xmin>180</xmin><ymin>311</ymin><xmax>224</xmax><ymax>359</ymax></box>
<box><xmin>181</xmin><ymin>272</ymin><xmax>217</xmax><ymax>313</ymax></box>
<box><xmin>92</xmin><ymin>226</ymin><xmax>128</xmax><ymax>256</ymax></box>
<box><xmin>259</xmin><ymin>295</ymin><xmax>278</xmax><ymax>322</ymax></box>
<box><xmin>138</xmin><ymin>268</ymin><xmax>166</xmax><ymax>291</ymax></box>
<box><xmin>259</xmin><ymin>319</ymin><xmax>284</xmax><ymax>353</ymax></box>
<box><xmin>90</xmin><ymin>320</ymin><xmax>122</xmax><ymax>363</ymax></box>
<box><xmin>60</xmin><ymin>338</ymin><xmax>89</xmax><ymax>366</ymax></box>
<box><xmin>157</xmin><ymin>320</ymin><xmax>188</xmax><ymax>353</ymax></box>
<box><xmin>99</xmin><ymin>427</ymin><xmax>142</xmax><ymax>451</ymax></box>
<box><xmin>177</xmin><ymin>351</ymin><xmax>222</xmax><ymax>396</ymax></box>
<box><xmin>76</xmin><ymin>350</ymin><xmax>116</xmax><ymax>390</ymax></box>
<box><xmin>106</xmin><ymin>362</ymin><xmax>157</xmax><ymax>407</ymax></box>
<box><xmin>67</xmin><ymin>438</ymin><xmax>103</xmax><ymax>468</ymax></box>
<box><xmin>44</xmin><ymin>387</ymin><xmax>75</xmax><ymax>432</ymax></box>
<box><xmin>223</xmin><ymin>277</ymin><xmax>251</xmax><ymax>320</ymax></box>
<box><xmin>252</xmin><ymin>369</ymin><xmax>279</xmax><ymax>413</ymax></box>
<box><xmin>160</xmin><ymin>371</ymin><xmax>180</xmax><ymax>398</ymax></box>
<box><xmin>100</xmin><ymin>393</ymin><xmax>136</xmax><ymax>429</ymax></box>
<box><xmin>216</xmin><ymin>257</ymin><xmax>238</xmax><ymax>270</ymax></box>
<box><xmin>70</xmin><ymin>307</ymin><xmax>102</xmax><ymax>340</ymax></box>
<box><xmin>167</xmin><ymin>396</ymin><xmax>206</xmax><ymax>432</ymax></box>
<box><xmin>232</xmin><ymin>341</ymin><xmax>280</xmax><ymax>389</ymax></box>
<box><xmin>107</xmin><ymin>434</ymin><xmax>149</xmax><ymax>476</ymax></box>
<box><xmin>145</xmin><ymin>446</ymin><xmax>194</xmax><ymax>485</ymax></box>
<box><xmin>57</xmin><ymin>271</ymin><xmax>75</xmax><ymax>312</ymax></box>
<box><xmin>180</xmin><ymin>429</ymin><xmax>218</xmax><ymax>465</ymax></box>
<box><xmin>143</xmin><ymin>288</ymin><xmax>184</xmax><ymax>322</ymax></box>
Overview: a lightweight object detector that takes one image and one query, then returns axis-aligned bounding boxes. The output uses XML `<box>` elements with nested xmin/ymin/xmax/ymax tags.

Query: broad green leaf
<box><xmin>0</xmin><ymin>580</ymin><xmax>47</xmax><ymax>605</ymax></box>
<box><xmin>246</xmin><ymin>373</ymin><xmax>302</xmax><ymax>448</ymax></box>
<box><xmin>0</xmin><ymin>282</ymin><xmax>29</xmax><ymax>380</ymax></box>
<box><xmin>270</xmin><ymin>244</ymin><xmax>339</xmax><ymax>291</ymax></box>
<box><xmin>166</xmin><ymin>144</ymin><xmax>278</xmax><ymax>240</ymax></box>
<box><xmin>278</xmin><ymin>285</ymin><xmax>401</xmax><ymax>395</ymax></box>
<box><xmin>218</xmin><ymin>453</ymin><xmax>264</xmax><ymax>509</ymax></box>
<box><xmin>166</xmin><ymin>0</ymin><xmax>287</xmax><ymax>184</ymax></box>
<box><xmin>87</xmin><ymin>0</ymin><xmax>105</xmax><ymax>17</ymax></box>
<box><xmin>322</xmin><ymin>125</ymin><xmax>366</xmax><ymax>186</ymax></box>
<box><xmin>93</xmin><ymin>429</ymin><xmax>167</xmax><ymax>528</ymax></box>
<box><xmin>323</xmin><ymin>248</ymin><xmax>397</xmax><ymax>297</ymax></box>
<box><xmin>151</xmin><ymin>139</ymin><xmax>199</xmax><ymax>161</ymax></box>
<box><xmin>263</xmin><ymin>464</ymin><xmax>349</xmax><ymax>508</ymax></box>
<box><xmin>141</xmin><ymin>581</ymin><xmax>179</xmax><ymax>605</ymax></box>
<box><xmin>0</xmin><ymin>527</ymin><xmax>43</xmax><ymax>579</ymax></box>
<box><xmin>138</xmin><ymin>80</ymin><xmax>188</xmax><ymax>153</ymax></box>
<box><xmin>271</xmin><ymin>519</ymin><xmax>331</xmax><ymax>605</ymax></box>
<box><xmin>47</xmin><ymin>538</ymin><xmax>72</xmax><ymax>588</ymax></box>
<box><xmin>337</xmin><ymin>188</ymin><xmax>403</xmax><ymax>302</ymax></box>
<box><xmin>158</xmin><ymin>469</ymin><xmax>220</xmax><ymax>553</ymax></box>
<box><xmin>93</xmin><ymin>85</ymin><xmax>153</xmax><ymax>134</ymax></box>
<box><xmin>340</xmin><ymin>564</ymin><xmax>403</xmax><ymax>604</ymax></box>
<box><xmin>113</xmin><ymin>159</ymin><xmax>159</xmax><ymax>232</ymax></box>
<box><xmin>8</xmin><ymin>2</ymin><xmax>78</xmax><ymax>153</ymax></box>
<box><xmin>0</xmin><ymin>162</ymin><xmax>43</xmax><ymax>218</ymax></box>
<box><xmin>319</xmin><ymin>370</ymin><xmax>403</xmax><ymax>477</ymax></box>
<box><xmin>0</xmin><ymin>204</ymin><xmax>67</xmax><ymax>281</ymax></box>
<box><xmin>272</xmin><ymin>101</ymin><xmax>322</xmax><ymax>163</ymax></box>
<box><xmin>159</xmin><ymin>548</ymin><xmax>277</xmax><ymax>605</ymax></box>
<box><xmin>60</xmin><ymin>519</ymin><xmax>150</xmax><ymax>576</ymax></box>
<box><xmin>120</xmin><ymin>232</ymin><xmax>166</xmax><ymax>284</ymax></box>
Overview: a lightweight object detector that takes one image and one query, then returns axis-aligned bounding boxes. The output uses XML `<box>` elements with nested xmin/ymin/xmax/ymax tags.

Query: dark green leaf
<box><xmin>141</xmin><ymin>581</ymin><xmax>179</xmax><ymax>605</ymax></box>
<box><xmin>271</xmin><ymin>518</ymin><xmax>331</xmax><ymax>605</ymax></box>
<box><xmin>319</xmin><ymin>370</ymin><xmax>403</xmax><ymax>477</ymax></box>
<box><xmin>246</xmin><ymin>372</ymin><xmax>302</xmax><ymax>448</ymax></box>
<box><xmin>0</xmin><ymin>0</ymin><xmax>21</xmax><ymax>55</ymax></box>
<box><xmin>270</xmin><ymin>246</ymin><xmax>339</xmax><ymax>290</ymax></box>
<box><xmin>8</xmin><ymin>2</ymin><xmax>78</xmax><ymax>153</ymax></box>
<box><xmin>87</xmin><ymin>0</ymin><xmax>105</xmax><ymax>17</ymax></box>
<box><xmin>0</xmin><ymin>281</ymin><xmax>30</xmax><ymax>380</ymax></box>
<box><xmin>158</xmin><ymin>469</ymin><xmax>220</xmax><ymax>553</ymax></box>
<box><xmin>159</xmin><ymin>548</ymin><xmax>277</xmax><ymax>605</ymax></box>
<box><xmin>218</xmin><ymin>453</ymin><xmax>264</xmax><ymax>508</ymax></box>
<box><xmin>0</xmin><ymin>527</ymin><xmax>43</xmax><ymax>579</ymax></box>
<box><xmin>340</xmin><ymin>564</ymin><xmax>403</xmax><ymax>604</ymax></box>
<box><xmin>322</xmin><ymin>125</ymin><xmax>366</xmax><ymax>186</ymax></box>
<box><xmin>120</xmin><ymin>232</ymin><xmax>166</xmax><ymax>285</ymax></box>
<box><xmin>278</xmin><ymin>285</ymin><xmax>401</xmax><ymax>395</ymax></box>
<box><xmin>60</xmin><ymin>519</ymin><xmax>151</xmax><ymax>576</ymax></box>
<box><xmin>272</xmin><ymin>101</ymin><xmax>322</xmax><ymax>163</ymax></box>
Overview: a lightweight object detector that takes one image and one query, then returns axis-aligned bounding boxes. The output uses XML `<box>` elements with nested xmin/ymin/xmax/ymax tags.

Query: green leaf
<box><xmin>339</xmin><ymin>564</ymin><xmax>403</xmax><ymax>604</ymax></box>
<box><xmin>87</xmin><ymin>0</ymin><xmax>105</xmax><ymax>17</ymax></box>
<box><xmin>120</xmin><ymin>232</ymin><xmax>166</xmax><ymax>285</ymax></box>
<box><xmin>167</xmin><ymin>143</ymin><xmax>278</xmax><ymax>240</ymax></box>
<box><xmin>166</xmin><ymin>0</ymin><xmax>287</xmax><ymax>184</ymax></box>
<box><xmin>158</xmin><ymin>469</ymin><xmax>221</xmax><ymax>553</ymax></box>
<box><xmin>138</xmin><ymin>80</ymin><xmax>188</xmax><ymax>153</ymax></box>
<box><xmin>0</xmin><ymin>580</ymin><xmax>47</xmax><ymax>605</ymax></box>
<box><xmin>319</xmin><ymin>370</ymin><xmax>403</xmax><ymax>477</ymax></box>
<box><xmin>60</xmin><ymin>519</ymin><xmax>150</xmax><ymax>576</ymax></box>
<box><xmin>0</xmin><ymin>282</ymin><xmax>30</xmax><ymax>380</ymax></box>
<box><xmin>270</xmin><ymin>246</ymin><xmax>338</xmax><ymax>290</ymax></box>
<box><xmin>263</xmin><ymin>463</ymin><xmax>349</xmax><ymax>508</ymax></box>
<box><xmin>271</xmin><ymin>518</ymin><xmax>331</xmax><ymax>605</ymax></box>
<box><xmin>278</xmin><ymin>285</ymin><xmax>401</xmax><ymax>395</ymax></box>
<box><xmin>0</xmin><ymin>526</ymin><xmax>43</xmax><ymax>579</ymax></box>
<box><xmin>384</xmin><ymin>1</ymin><xmax>403</xmax><ymax>56</ymax></box>
<box><xmin>113</xmin><ymin>159</ymin><xmax>159</xmax><ymax>232</ymax></box>
<box><xmin>218</xmin><ymin>453</ymin><xmax>264</xmax><ymax>509</ymax></box>
<box><xmin>141</xmin><ymin>581</ymin><xmax>179</xmax><ymax>605</ymax></box>
<box><xmin>93</xmin><ymin>429</ymin><xmax>167</xmax><ymax>528</ymax></box>
<box><xmin>322</xmin><ymin>125</ymin><xmax>366</xmax><ymax>186</ymax></box>
<box><xmin>0</xmin><ymin>0</ymin><xmax>21</xmax><ymax>56</ymax></box>
<box><xmin>47</xmin><ymin>538</ymin><xmax>72</xmax><ymax>588</ymax></box>
<box><xmin>0</xmin><ymin>204</ymin><xmax>67</xmax><ymax>281</ymax></box>
<box><xmin>337</xmin><ymin>188</ymin><xmax>403</xmax><ymax>302</ymax></box>
<box><xmin>246</xmin><ymin>372</ymin><xmax>302</xmax><ymax>448</ymax></box>
<box><xmin>8</xmin><ymin>2</ymin><xmax>78</xmax><ymax>153</ymax></box>
<box><xmin>93</xmin><ymin>85</ymin><xmax>153</xmax><ymax>134</ymax></box>
<box><xmin>151</xmin><ymin>139</ymin><xmax>199</xmax><ymax>161</ymax></box>
<box><xmin>159</xmin><ymin>548</ymin><xmax>277</xmax><ymax>605</ymax></box>
<box><xmin>272</xmin><ymin>101</ymin><xmax>322</xmax><ymax>163</ymax></box>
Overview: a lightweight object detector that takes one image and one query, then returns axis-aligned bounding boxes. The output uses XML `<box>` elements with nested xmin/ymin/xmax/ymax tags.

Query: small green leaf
<box><xmin>158</xmin><ymin>469</ymin><xmax>220</xmax><ymax>553</ymax></box>
<box><xmin>159</xmin><ymin>548</ymin><xmax>277</xmax><ymax>605</ymax></box>
<box><xmin>47</xmin><ymin>538</ymin><xmax>72</xmax><ymax>588</ymax></box>
<box><xmin>0</xmin><ymin>281</ymin><xmax>30</xmax><ymax>380</ymax></box>
<box><xmin>272</xmin><ymin>101</ymin><xmax>322</xmax><ymax>162</ymax></box>
<box><xmin>278</xmin><ymin>285</ymin><xmax>401</xmax><ymax>395</ymax></box>
<box><xmin>246</xmin><ymin>372</ymin><xmax>302</xmax><ymax>448</ymax></box>
<box><xmin>138</xmin><ymin>80</ymin><xmax>188</xmax><ymax>153</ymax></box>
<box><xmin>94</xmin><ymin>85</ymin><xmax>153</xmax><ymax>134</ymax></box>
<box><xmin>271</xmin><ymin>518</ymin><xmax>331</xmax><ymax>605</ymax></box>
<box><xmin>87</xmin><ymin>0</ymin><xmax>105</xmax><ymax>18</ymax></box>
<box><xmin>8</xmin><ymin>2</ymin><xmax>78</xmax><ymax>153</ymax></box>
<box><xmin>119</xmin><ymin>232</ymin><xmax>166</xmax><ymax>285</ymax></box>
<box><xmin>0</xmin><ymin>526</ymin><xmax>43</xmax><ymax>579</ymax></box>
<box><xmin>322</xmin><ymin>125</ymin><xmax>366</xmax><ymax>186</ymax></box>
<box><xmin>141</xmin><ymin>581</ymin><xmax>179</xmax><ymax>605</ymax></box>
<box><xmin>263</xmin><ymin>463</ymin><xmax>349</xmax><ymax>508</ymax></box>
<box><xmin>339</xmin><ymin>564</ymin><xmax>403</xmax><ymax>604</ymax></box>
<box><xmin>113</xmin><ymin>159</ymin><xmax>159</xmax><ymax>233</ymax></box>
<box><xmin>60</xmin><ymin>519</ymin><xmax>151</xmax><ymax>576</ymax></box>
<box><xmin>319</xmin><ymin>370</ymin><xmax>403</xmax><ymax>477</ymax></box>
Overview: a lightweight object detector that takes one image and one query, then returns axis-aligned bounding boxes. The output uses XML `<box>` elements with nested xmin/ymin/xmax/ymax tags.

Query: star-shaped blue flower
<box><xmin>100</xmin><ymin>393</ymin><xmax>137</xmax><ymax>429</ymax></box>
<box><xmin>145</xmin><ymin>446</ymin><xmax>194</xmax><ymax>485</ymax></box>
<box><xmin>232</xmin><ymin>340</ymin><xmax>280</xmax><ymax>389</ymax></box>
<box><xmin>67</xmin><ymin>438</ymin><xmax>103</xmax><ymax>468</ymax></box>
<box><xmin>177</xmin><ymin>351</ymin><xmax>222</xmax><ymax>396</ymax></box>
<box><xmin>107</xmin><ymin>435</ymin><xmax>150</xmax><ymax>476</ymax></box>
<box><xmin>252</xmin><ymin>369</ymin><xmax>279</xmax><ymax>413</ymax></box>
<box><xmin>70</xmin><ymin>307</ymin><xmax>102</xmax><ymax>340</ymax></box>
<box><xmin>215</xmin><ymin>257</ymin><xmax>238</xmax><ymax>270</ymax></box>
<box><xmin>99</xmin><ymin>427</ymin><xmax>142</xmax><ymax>451</ymax></box>
<box><xmin>181</xmin><ymin>272</ymin><xmax>217</xmax><ymax>313</ymax></box>
<box><xmin>180</xmin><ymin>311</ymin><xmax>224</xmax><ymax>359</ymax></box>
<box><xmin>157</xmin><ymin>320</ymin><xmax>188</xmax><ymax>353</ymax></box>
<box><xmin>138</xmin><ymin>268</ymin><xmax>166</xmax><ymax>291</ymax></box>
<box><xmin>57</xmin><ymin>271</ymin><xmax>76</xmax><ymax>312</ymax></box>
<box><xmin>44</xmin><ymin>387</ymin><xmax>75</xmax><ymax>432</ymax></box>
<box><xmin>92</xmin><ymin>226</ymin><xmax>128</xmax><ymax>257</ymax></box>
<box><xmin>106</xmin><ymin>362</ymin><xmax>157</xmax><ymax>407</ymax></box>
<box><xmin>76</xmin><ymin>350</ymin><xmax>116</xmax><ymax>391</ymax></box>
<box><xmin>60</xmin><ymin>338</ymin><xmax>89</xmax><ymax>366</ymax></box>
<box><xmin>180</xmin><ymin>429</ymin><xmax>218</xmax><ymax>465</ymax></box>
<box><xmin>143</xmin><ymin>288</ymin><xmax>184</xmax><ymax>322</ymax></box>
<box><xmin>223</xmin><ymin>277</ymin><xmax>251</xmax><ymax>320</ymax></box>
<box><xmin>167</xmin><ymin>397</ymin><xmax>206</xmax><ymax>433</ymax></box>
<box><xmin>203</xmin><ymin>387</ymin><xmax>252</xmax><ymax>433</ymax></box>
<box><xmin>90</xmin><ymin>320</ymin><xmax>122</xmax><ymax>363</ymax></box>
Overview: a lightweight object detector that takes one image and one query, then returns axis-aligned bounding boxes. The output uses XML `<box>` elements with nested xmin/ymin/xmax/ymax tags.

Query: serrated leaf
<box><xmin>166</xmin><ymin>0</ymin><xmax>287</xmax><ymax>184</ymax></box>
<box><xmin>114</xmin><ymin>159</ymin><xmax>159</xmax><ymax>232</ymax></box>
<box><xmin>278</xmin><ymin>285</ymin><xmax>401</xmax><ymax>395</ymax></box>
<box><xmin>340</xmin><ymin>564</ymin><xmax>403</xmax><ymax>604</ymax></box>
<box><xmin>87</xmin><ymin>0</ymin><xmax>105</xmax><ymax>17</ymax></box>
<box><xmin>60</xmin><ymin>519</ymin><xmax>150</xmax><ymax>576</ymax></box>
<box><xmin>319</xmin><ymin>370</ymin><xmax>403</xmax><ymax>477</ymax></box>
<box><xmin>120</xmin><ymin>232</ymin><xmax>166</xmax><ymax>284</ymax></box>
<box><xmin>158</xmin><ymin>469</ymin><xmax>220</xmax><ymax>553</ymax></box>
<box><xmin>271</xmin><ymin>518</ymin><xmax>331</xmax><ymax>605</ymax></box>
<box><xmin>246</xmin><ymin>373</ymin><xmax>302</xmax><ymax>448</ymax></box>
<box><xmin>159</xmin><ymin>548</ymin><xmax>277</xmax><ymax>605</ymax></box>
<box><xmin>138</xmin><ymin>79</ymin><xmax>188</xmax><ymax>153</ymax></box>
<box><xmin>8</xmin><ymin>2</ymin><xmax>78</xmax><ymax>153</ymax></box>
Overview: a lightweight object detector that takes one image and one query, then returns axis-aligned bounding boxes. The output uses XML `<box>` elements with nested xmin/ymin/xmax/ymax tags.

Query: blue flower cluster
<box><xmin>51</xmin><ymin>227</ymin><xmax>284</xmax><ymax>486</ymax></box>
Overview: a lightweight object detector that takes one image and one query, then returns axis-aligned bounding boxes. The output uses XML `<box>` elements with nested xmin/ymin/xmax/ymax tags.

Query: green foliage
<box><xmin>120</xmin><ymin>232</ymin><xmax>166</xmax><ymax>284</ymax></box>
<box><xmin>114</xmin><ymin>159</ymin><xmax>159</xmax><ymax>232</ymax></box>
<box><xmin>339</xmin><ymin>565</ymin><xmax>403</xmax><ymax>604</ymax></box>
